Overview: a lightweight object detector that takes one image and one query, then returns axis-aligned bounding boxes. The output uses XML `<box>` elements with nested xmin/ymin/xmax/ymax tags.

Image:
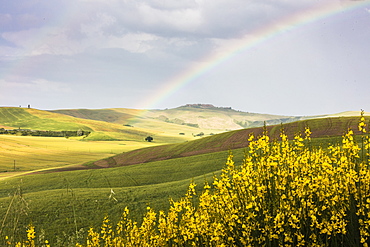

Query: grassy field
<box><xmin>52</xmin><ymin>107</ymin><xmax>223</xmax><ymax>137</ymax></box>
<box><xmin>0</xmin><ymin>107</ymin><xmax>196</xmax><ymax>143</ymax></box>
<box><xmin>0</xmin><ymin>135</ymin><xmax>164</xmax><ymax>177</ymax></box>
<box><xmin>0</xmin><ymin>132</ymin><xmax>358</xmax><ymax>245</ymax></box>
<box><xmin>53</xmin><ymin>106</ymin><xmax>366</xmax><ymax>131</ymax></box>
<box><xmin>0</xmin><ymin>108</ymin><xmax>368</xmax><ymax>245</ymax></box>
<box><xmin>0</xmin><ymin>147</ymin><xmax>245</xmax><ymax>244</ymax></box>
<box><xmin>84</xmin><ymin>115</ymin><xmax>369</xmax><ymax>169</ymax></box>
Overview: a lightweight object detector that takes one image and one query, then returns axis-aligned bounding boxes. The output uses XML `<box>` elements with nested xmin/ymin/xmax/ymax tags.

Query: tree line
<box><xmin>0</xmin><ymin>128</ymin><xmax>91</xmax><ymax>137</ymax></box>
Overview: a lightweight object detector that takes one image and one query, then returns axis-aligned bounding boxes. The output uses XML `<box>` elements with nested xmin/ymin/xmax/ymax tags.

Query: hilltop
<box><xmin>144</xmin><ymin>104</ymin><xmax>287</xmax><ymax>130</ymax></box>
<box><xmin>52</xmin><ymin>104</ymin><xmax>295</xmax><ymax>131</ymax></box>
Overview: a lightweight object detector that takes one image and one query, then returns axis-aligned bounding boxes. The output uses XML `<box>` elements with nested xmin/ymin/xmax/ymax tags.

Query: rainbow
<box><xmin>131</xmin><ymin>0</ymin><xmax>370</xmax><ymax>122</ymax></box>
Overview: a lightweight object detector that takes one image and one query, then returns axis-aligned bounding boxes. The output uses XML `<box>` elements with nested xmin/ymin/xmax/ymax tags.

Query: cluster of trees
<box><xmin>0</xmin><ymin>128</ymin><xmax>91</xmax><ymax>137</ymax></box>
<box><xmin>193</xmin><ymin>132</ymin><xmax>204</xmax><ymax>137</ymax></box>
<box><xmin>157</xmin><ymin>115</ymin><xmax>199</xmax><ymax>128</ymax></box>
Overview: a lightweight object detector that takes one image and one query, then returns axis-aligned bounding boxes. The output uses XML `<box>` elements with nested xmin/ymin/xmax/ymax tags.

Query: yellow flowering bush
<box><xmin>77</xmin><ymin>125</ymin><xmax>369</xmax><ymax>246</ymax></box>
<box><xmin>8</xmin><ymin>114</ymin><xmax>370</xmax><ymax>246</ymax></box>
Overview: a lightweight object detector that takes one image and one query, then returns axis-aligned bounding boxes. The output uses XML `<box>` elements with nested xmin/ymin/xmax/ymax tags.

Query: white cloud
<box><xmin>146</xmin><ymin>0</ymin><xmax>198</xmax><ymax>10</ymax></box>
<box><xmin>137</xmin><ymin>2</ymin><xmax>203</xmax><ymax>33</ymax></box>
<box><xmin>80</xmin><ymin>12</ymin><xmax>117</xmax><ymax>37</ymax></box>
<box><xmin>106</xmin><ymin>32</ymin><xmax>158</xmax><ymax>53</ymax></box>
<box><xmin>0</xmin><ymin>0</ymin><xmax>324</xmax><ymax>58</ymax></box>
<box><xmin>0</xmin><ymin>14</ymin><xmax>12</xmax><ymax>25</ymax></box>
<box><xmin>0</xmin><ymin>77</ymin><xmax>71</xmax><ymax>93</ymax></box>
<box><xmin>2</xmin><ymin>27</ymin><xmax>82</xmax><ymax>56</ymax></box>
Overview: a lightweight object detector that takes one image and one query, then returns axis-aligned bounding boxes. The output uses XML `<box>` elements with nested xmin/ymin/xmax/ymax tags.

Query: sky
<box><xmin>1</xmin><ymin>0</ymin><xmax>370</xmax><ymax>116</ymax></box>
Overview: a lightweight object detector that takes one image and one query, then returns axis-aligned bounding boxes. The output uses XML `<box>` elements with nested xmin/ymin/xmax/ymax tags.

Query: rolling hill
<box><xmin>52</xmin><ymin>104</ymin><xmax>365</xmax><ymax>132</ymax></box>
<box><xmin>0</xmin><ymin>106</ymin><xmax>366</xmax><ymax>175</ymax></box>
<box><xmin>0</xmin><ymin>114</ymin><xmax>368</xmax><ymax>244</ymax></box>
<box><xmin>52</xmin><ymin>104</ymin><xmax>293</xmax><ymax>131</ymax></box>
<box><xmin>85</xmin><ymin>115</ymin><xmax>367</xmax><ymax>167</ymax></box>
<box><xmin>0</xmin><ymin>107</ymin><xmax>196</xmax><ymax>143</ymax></box>
<box><xmin>34</xmin><ymin>115</ymin><xmax>369</xmax><ymax>172</ymax></box>
<box><xmin>0</xmin><ymin>106</ymin><xmax>368</xmax><ymax>244</ymax></box>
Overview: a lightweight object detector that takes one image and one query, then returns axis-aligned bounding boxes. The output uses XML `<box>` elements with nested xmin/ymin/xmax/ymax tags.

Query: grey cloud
<box><xmin>1</xmin><ymin>76</ymin><xmax>71</xmax><ymax>94</ymax></box>
<box><xmin>62</xmin><ymin>0</ymin><xmax>319</xmax><ymax>39</ymax></box>
<box><xmin>0</xmin><ymin>0</ymin><xmax>322</xmax><ymax>58</ymax></box>
<box><xmin>145</xmin><ymin>0</ymin><xmax>198</xmax><ymax>10</ymax></box>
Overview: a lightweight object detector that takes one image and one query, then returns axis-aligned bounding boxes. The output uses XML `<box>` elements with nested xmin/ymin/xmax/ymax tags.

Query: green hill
<box><xmin>52</xmin><ymin>104</ymin><xmax>293</xmax><ymax>131</ymax></box>
<box><xmin>50</xmin><ymin>108</ymin><xmax>142</xmax><ymax>125</ymax></box>
<box><xmin>0</xmin><ymin>114</ymin><xmax>368</xmax><ymax>244</ymax></box>
<box><xmin>0</xmin><ymin>107</ymin><xmax>201</xmax><ymax>175</ymax></box>
<box><xmin>50</xmin><ymin>107</ymin><xmax>217</xmax><ymax>140</ymax></box>
<box><xmin>0</xmin><ymin>107</ymin><xmax>92</xmax><ymax>131</ymax></box>
<box><xmin>81</xmin><ymin>115</ymin><xmax>368</xmax><ymax>169</ymax></box>
<box><xmin>52</xmin><ymin>104</ymin><xmax>366</xmax><ymax>132</ymax></box>
<box><xmin>0</xmin><ymin>107</ymin><xmax>192</xmax><ymax>143</ymax></box>
<box><xmin>0</xmin><ymin>146</ymin><xmax>242</xmax><ymax>243</ymax></box>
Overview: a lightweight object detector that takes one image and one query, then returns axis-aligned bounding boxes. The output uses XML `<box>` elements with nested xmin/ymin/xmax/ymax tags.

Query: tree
<box><xmin>145</xmin><ymin>136</ymin><xmax>153</xmax><ymax>142</ymax></box>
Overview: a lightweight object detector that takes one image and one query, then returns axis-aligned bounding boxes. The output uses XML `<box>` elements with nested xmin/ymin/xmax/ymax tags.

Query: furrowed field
<box><xmin>2</xmin><ymin>113</ymin><xmax>370</xmax><ymax>246</ymax></box>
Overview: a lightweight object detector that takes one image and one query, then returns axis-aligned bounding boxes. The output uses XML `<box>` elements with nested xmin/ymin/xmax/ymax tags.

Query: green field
<box><xmin>0</xmin><ymin>107</ymin><xmax>197</xmax><ymax>143</ymax></box>
<box><xmin>85</xmin><ymin>115</ymin><xmax>369</xmax><ymax>169</ymax></box>
<box><xmin>0</xmin><ymin>107</ymin><xmax>203</xmax><ymax>177</ymax></box>
<box><xmin>0</xmin><ymin>147</ymin><xmax>243</xmax><ymax>244</ymax></box>
<box><xmin>0</xmin><ymin>107</ymin><xmax>368</xmax><ymax>245</ymax></box>
<box><xmin>0</xmin><ymin>135</ymin><xmax>165</xmax><ymax>177</ymax></box>
<box><xmin>0</xmin><ymin>132</ymin><xmax>360</xmax><ymax>245</ymax></box>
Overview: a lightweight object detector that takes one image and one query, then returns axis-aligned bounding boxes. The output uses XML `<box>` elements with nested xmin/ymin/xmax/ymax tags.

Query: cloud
<box><xmin>2</xmin><ymin>27</ymin><xmax>83</xmax><ymax>56</ymax></box>
<box><xmin>0</xmin><ymin>0</ymin><xmax>320</xmax><ymax>55</ymax></box>
<box><xmin>0</xmin><ymin>77</ymin><xmax>71</xmax><ymax>93</ymax></box>
<box><xmin>136</xmin><ymin>2</ymin><xmax>203</xmax><ymax>34</ymax></box>
<box><xmin>0</xmin><ymin>13</ymin><xmax>12</xmax><ymax>26</ymax></box>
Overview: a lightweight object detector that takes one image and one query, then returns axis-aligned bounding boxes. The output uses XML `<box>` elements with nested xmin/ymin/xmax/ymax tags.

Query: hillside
<box><xmin>52</xmin><ymin>104</ymin><xmax>290</xmax><ymax>131</ymax></box>
<box><xmin>50</xmin><ymin>107</ymin><xmax>214</xmax><ymax>139</ymax></box>
<box><xmin>0</xmin><ymin>114</ymin><xmax>368</xmax><ymax>243</ymax></box>
<box><xmin>134</xmin><ymin>106</ymin><xmax>367</xmax><ymax>130</ymax></box>
<box><xmin>51</xmin><ymin>108</ymin><xmax>144</xmax><ymax>125</ymax></box>
<box><xmin>144</xmin><ymin>104</ymin><xmax>286</xmax><ymax>130</ymax></box>
<box><xmin>0</xmin><ymin>109</ymin><xmax>368</xmax><ymax>243</ymax></box>
<box><xmin>0</xmin><ymin>148</ymin><xmax>236</xmax><ymax>243</ymax></box>
<box><xmin>52</xmin><ymin>104</ymin><xmax>365</xmax><ymax>131</ymax></box>
<box><xmin>0</xmin><ymin>107</ymin><xmax>192</xmax><ymax>143</ymax></box>
<box><xmin>1</xmin><ymin>106</ymin><xmax>366</xmax><ymax>175</ymax></box>
<box><xmin>43</xmin><ymin>115</ymin><xmax>368</xmax><ymax>171</ymax></box>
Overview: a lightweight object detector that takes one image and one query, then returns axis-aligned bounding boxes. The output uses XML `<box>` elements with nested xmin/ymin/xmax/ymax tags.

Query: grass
<box><xmin>86</xmin><ymin>116</ymin><xmax>369</xmax><ymax>169</ymax></box>
<box><xmin>0</xmin><ymin>135</ymin><xmax>163</xmax><ymax>176</ymax></box>
<box><xmin>0</xmin><ymin>107</ymin><xmax>187</xmax><ymax>142</ymax></box>
<box><xmin>0</xmin><ymin>132</ymin><xmax>345</xmax><ymax>244</ymax></box>
<box><xmin>0</xmin><ymin>133</ymin><xmax>351</xmax><ymax>245</ymax></box>
<box><xmin>53</xmin><ymin>108</ymin><xmax>222</xmax><ymax>137</ymax></box>
<box><xmin>0</xmin><ymin>179</ymin><xmax>195</xmax><ymax>244</ymax></box>
<box><xmin>0</xmin><ymin>107</ymin><xmax>92</xmax><ymax>131</ymax></box>
<box><xmin>0</xmin><ymin>148</ymin><xmax>244</xmax><ymax>244</ymax></box>
<box><xmin>0</xmin><ymin>110</ymin><xmax>368</xmax><ymax>245</ymax></box>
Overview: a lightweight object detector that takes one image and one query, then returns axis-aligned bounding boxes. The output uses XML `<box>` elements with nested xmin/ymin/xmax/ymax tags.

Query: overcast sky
<box><xmin>1</xmin><ymin>0</ymin><xmax>370</xmax><ymax>116</ymax></box>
